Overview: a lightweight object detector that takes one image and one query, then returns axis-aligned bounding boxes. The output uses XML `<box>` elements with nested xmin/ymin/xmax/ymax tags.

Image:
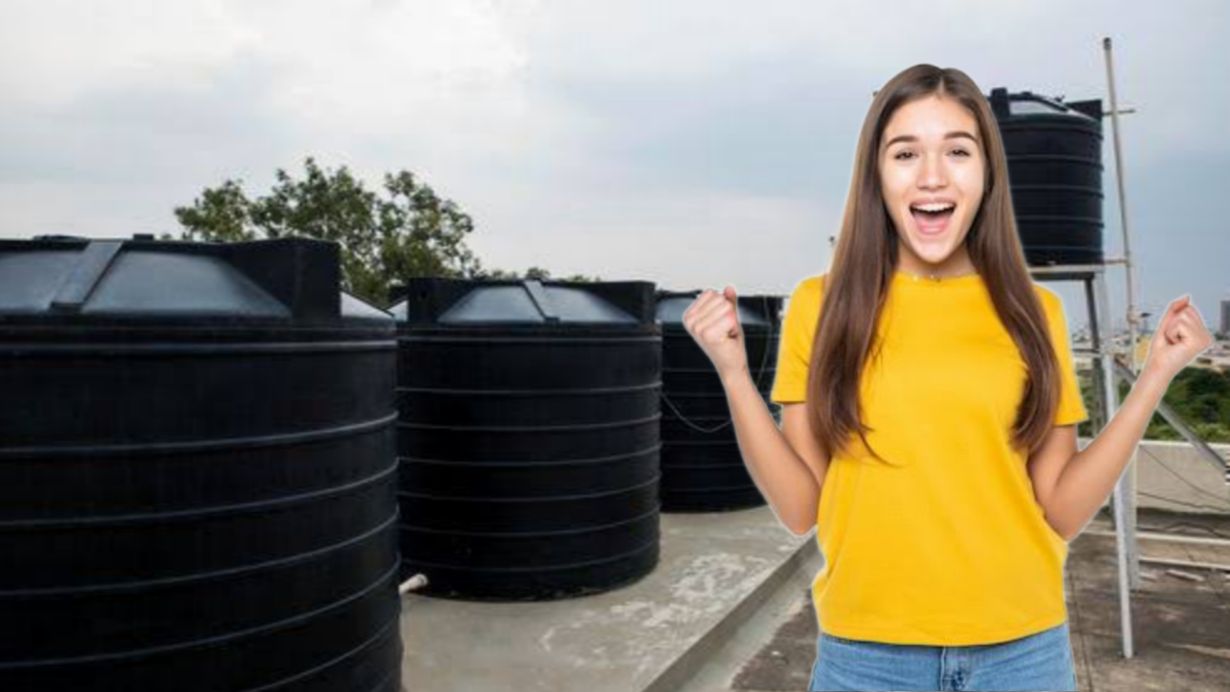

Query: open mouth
<box><xmin>909</xmin><ymin>202</ymin><xmax>955</xmax><ymax>235</ymax></box>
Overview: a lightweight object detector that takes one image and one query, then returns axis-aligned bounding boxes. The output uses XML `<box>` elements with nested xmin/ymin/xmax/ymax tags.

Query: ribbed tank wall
<box><xmin>391</xmin><ymin>278</ymin><xmax>661</xmax><ymax>600</ymax></box>
<box><xmin>989</xmin><ymin>88</ymin><xmax>1105</xmax><ymax>266</ymax></box>
<box><xmin>655</xmin><ymin>292</ymin><xmax>781</xmax><ymax>511</ymax></box>
<box><xmin>0</xmin><ymin>237</ymin><xmax>402</xmax><ymax>692</ymax></box>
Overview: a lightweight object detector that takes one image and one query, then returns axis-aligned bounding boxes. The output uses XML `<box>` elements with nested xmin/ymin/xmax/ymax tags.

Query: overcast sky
<box><xmin>1</xmin><ymin>1</ymin><xmax>1226</xmax><ymax>334</ymax></box>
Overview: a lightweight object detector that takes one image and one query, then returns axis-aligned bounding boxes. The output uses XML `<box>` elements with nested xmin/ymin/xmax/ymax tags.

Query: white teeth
<box><xmin>911</xmin><ymin>202</ymin><xmax>955</xmax><ymax>212</ymax></box>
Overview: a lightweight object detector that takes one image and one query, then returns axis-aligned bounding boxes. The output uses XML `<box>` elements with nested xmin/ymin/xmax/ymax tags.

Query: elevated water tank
<box><xmin>989</xmin><ymin>88</ymin><xmax>1105</xmax><ymax>266</ymax></box>
<box><xmin>0</xmin><ymin>236</ymin><xmax>402</xmax><ymax>691</ymax></box>
<box><xmin>389</xmin><ymin>278</ymin><xmax>661</xmax><ymax>600</ymax></box>
<box><xmin>654</xmin><ymin>291</ymin><xmax>781</xmax><ymax>511</ymax></box>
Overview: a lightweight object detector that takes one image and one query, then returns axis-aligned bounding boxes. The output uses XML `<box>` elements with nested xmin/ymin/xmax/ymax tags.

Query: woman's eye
<box><xmin>894</xmin><ymin>149</ymin><xmax>970</xmax><ymax>160</ymax></box>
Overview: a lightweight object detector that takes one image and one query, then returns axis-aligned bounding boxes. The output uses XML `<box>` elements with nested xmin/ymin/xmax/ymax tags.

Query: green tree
<box><xmin>175</xmin><ymin>158</ymin><xmax>501</xmax><ymax>304</ymax></box>
<box><xmin>1112</xmin><ymin>366</ymin><xmax>1230</xmax><ymax>443</ymax></box>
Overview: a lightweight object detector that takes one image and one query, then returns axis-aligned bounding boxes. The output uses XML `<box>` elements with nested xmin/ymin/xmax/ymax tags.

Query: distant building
<box><xmin>1221</xmin><ymin>298</ymin><xmax>1230</xmax><ymax>337</ymax></box>
<box><xmin>1134</xmin><ymin>331</ymin><xmax>1151</xmax><ymax>368</ymax></box>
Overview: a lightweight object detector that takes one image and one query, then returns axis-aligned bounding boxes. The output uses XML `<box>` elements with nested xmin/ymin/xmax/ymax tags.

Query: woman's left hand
<box><xmin>1142</xmin><ymin>294</ymin><xmax>1214</xmax><ymax>382</ymax></box>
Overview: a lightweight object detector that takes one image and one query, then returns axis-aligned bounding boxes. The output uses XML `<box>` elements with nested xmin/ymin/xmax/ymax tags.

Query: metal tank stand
<box><xmin>1030</xmin><ymin>263</ymin><xmax>1139</xmax><ymax>659</ymax></box>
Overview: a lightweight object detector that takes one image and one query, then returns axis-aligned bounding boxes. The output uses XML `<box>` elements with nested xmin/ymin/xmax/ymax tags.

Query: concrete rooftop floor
<box><xmin>400</xmin><ymin>505</ymin><xmax>1230</xmax><ymax>691</ymax></box>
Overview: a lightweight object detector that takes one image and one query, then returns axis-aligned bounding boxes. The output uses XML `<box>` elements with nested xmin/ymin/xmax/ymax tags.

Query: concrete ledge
<box><xmin>400</xmin><ymin>504</ymin><xmax>814</xmax><ymax>692</ymax></box>
<box><xmin>641</xmin><ymin>516</ymin><xmax>816</xmax><ymax>692</ymax></box>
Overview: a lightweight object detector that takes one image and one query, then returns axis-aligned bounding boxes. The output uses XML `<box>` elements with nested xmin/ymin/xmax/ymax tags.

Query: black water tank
<box><xmin>654</xmin><ymin>291</ymin><xmax>781</xmax><ymax>511</ymax></box>
<box><xmin>389</xmin><ymin>278</ymin><xmax>661</xmax><ymax>600</ymax></box>
<box><xmin>0</xmin><ymin>236</ymin><xmax>402</xmax><ymax>691</ymax></box>
<box><xmin>989</xmin><ymin>88</ymin><xmax>1105</xmax><ymax>266</ymax></box>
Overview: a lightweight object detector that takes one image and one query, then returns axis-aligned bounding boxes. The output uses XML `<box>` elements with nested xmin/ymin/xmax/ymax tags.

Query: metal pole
<box><xmin>1102</xmin><ymin>37</ymin><xmax>1140</xmax><ymax>369</ymax></box>
<box><xmin>1093</xmin><ymin>270</ymin><xmax>1135</xmax><ymax>659</ymax></box>
<box><xmin>1101</xmin><ymin>35</ymin><xmax>1142</xmax><ymax>595</ymax></box>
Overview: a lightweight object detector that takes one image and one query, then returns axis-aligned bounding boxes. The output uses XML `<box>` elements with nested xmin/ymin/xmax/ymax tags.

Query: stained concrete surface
<box><xmin>399</xmin><ymin>505</ymin><xmax>1230</xmax><ymax>691</ymax></box>
<box><xmin>399</xmin><ymin>504</ymin><xmax>812</xmax><ymax>692</ymax></box>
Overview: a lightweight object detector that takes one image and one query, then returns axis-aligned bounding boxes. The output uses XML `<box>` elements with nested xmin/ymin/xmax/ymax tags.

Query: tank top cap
<box><xmin>892</xmin><ymin>268</ymin><xmax>983</xmax><ymax>289</ymax></box>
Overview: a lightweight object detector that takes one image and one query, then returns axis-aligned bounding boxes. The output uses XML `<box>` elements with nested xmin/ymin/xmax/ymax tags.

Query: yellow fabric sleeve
<box><xmin>1042</xmin><ymin>289</ymin><xmax>1089</xmax><ymax>426</ymax></box>
<box><xmin>769</xmin><ymin>274</ymin><xmax>825</xmax><ymax>404</ymax></box>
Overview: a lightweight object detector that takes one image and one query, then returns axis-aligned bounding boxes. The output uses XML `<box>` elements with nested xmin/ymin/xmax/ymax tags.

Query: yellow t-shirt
<box><xmin>769</xmin><ymin>269</ymin><xmax>1089</xmax><ymax>646</ymax></box>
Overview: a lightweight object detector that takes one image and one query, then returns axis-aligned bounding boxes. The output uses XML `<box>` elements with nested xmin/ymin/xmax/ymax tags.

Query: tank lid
<box><xmin>0</xmin><ymin>235</ymin><xmax>387</xmax><ymax>326</ymax></box>
<box><xmin>388</xmin><ymin>277</ymin><xmax>656</xmax><ymax>326</ymax></box>
<box><xmin>653</xmin><ymin>291</ymin><xmax>779</xmax><ymax>327</ymax></box>
<box><xmin>341</xmin><ymin>291</ymin><xmax>393</xmax><ymax>322</ymax></box>
<box><xmin>988</xmin><ymin>87</ymin><xmax>1102</xmax><ymax>122</ymax></box>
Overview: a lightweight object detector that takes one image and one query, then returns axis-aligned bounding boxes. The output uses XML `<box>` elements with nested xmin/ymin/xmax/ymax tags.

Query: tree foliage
<box><xmin>175</xmin><ymin>157</ymin><xmax>597</xmax><ymax>304</ymax></box>
<box><xmin>1094</xmin><ymin>366</ymin><xmax>1230</xmax><ymax>443</ymax></box>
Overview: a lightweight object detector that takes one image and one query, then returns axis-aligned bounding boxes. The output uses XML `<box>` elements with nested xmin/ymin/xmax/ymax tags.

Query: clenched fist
<box><xmin>1143</xmin><ymin>293</ymin><xmax>1214</xmax><ymax>382</ymax></box>
<box><xmin>682</xmin><ymin>285</ymin><xmax>749</xmax><ymax>382</ymax></box>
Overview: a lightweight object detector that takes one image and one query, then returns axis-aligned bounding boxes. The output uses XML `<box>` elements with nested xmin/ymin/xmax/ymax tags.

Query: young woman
<box><xmin>682</xmin><ymin>64</ymin><xmax>1213</xmax><ymax>691</ymax></box>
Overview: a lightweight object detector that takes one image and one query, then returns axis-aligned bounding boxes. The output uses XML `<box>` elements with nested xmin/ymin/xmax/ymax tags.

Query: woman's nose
<box><xmin>917</xmin><ymin>153</ymin><xmax>947</xmax><ymax>189</ymax></box>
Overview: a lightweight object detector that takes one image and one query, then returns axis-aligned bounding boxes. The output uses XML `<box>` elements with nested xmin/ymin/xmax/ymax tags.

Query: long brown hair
<box><xmin>806</xmin><ymin>63</ymin><xmax>1065</xmax><ymax>463</ymax></box>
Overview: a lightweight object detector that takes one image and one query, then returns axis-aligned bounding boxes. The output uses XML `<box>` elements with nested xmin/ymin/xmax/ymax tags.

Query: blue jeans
<box><xmin>808</xmin><ymin>620</ymin><xmax>1078</xmax><ymax>691</ymax></box>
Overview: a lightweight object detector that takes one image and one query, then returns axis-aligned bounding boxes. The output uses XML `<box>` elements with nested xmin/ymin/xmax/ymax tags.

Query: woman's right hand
<box><xmin>682</xmin><ymin>285</ymin><xmax>749</xmax><ymax>382</ymax></box>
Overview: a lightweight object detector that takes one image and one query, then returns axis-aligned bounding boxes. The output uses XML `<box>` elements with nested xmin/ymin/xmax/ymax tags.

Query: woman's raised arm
<box><xmin>683</xmin><ymin>286</ymin><xmax>829</xmax><ymax>535</ymax></box>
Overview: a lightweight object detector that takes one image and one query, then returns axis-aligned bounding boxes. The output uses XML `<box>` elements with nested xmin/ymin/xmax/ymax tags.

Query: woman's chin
<box><xmin>906</xmin><ymin>234</ymin><xmax>953</xmax><ymax>258</ymax></box>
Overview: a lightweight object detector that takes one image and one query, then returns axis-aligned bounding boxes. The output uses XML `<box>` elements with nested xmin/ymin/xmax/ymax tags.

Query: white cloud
<box><xmin>0</xmin><ymin>0</ymin><xmax>1225</xmax><ymax>312</ymax></box>
<box><xmin>0</xmin><ymin>1</ymin><xmax>256</xmax><ymax>106</ymax></box>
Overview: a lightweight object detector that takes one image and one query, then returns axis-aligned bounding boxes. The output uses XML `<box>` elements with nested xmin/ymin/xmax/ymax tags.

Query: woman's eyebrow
<box><xmin>883</xmin><ymin>130</ymin><xmax>979</xmax><ymax>149</ymax></box>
